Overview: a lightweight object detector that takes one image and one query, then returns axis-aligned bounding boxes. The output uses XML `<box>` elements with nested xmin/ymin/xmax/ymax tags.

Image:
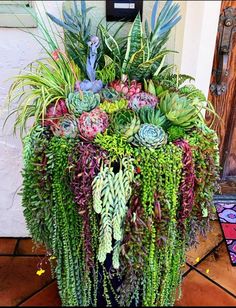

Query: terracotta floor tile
<box><xmin>16</xmin><ymin>239</ymin><xmax>47</xmax><ymax>256</ymax></box>
<box><xmin>196</xmin><ymin>242</ymin><xmax>236</xmax><ymax>296</ymax></box>
<box><xmin>20</xmin><ymin>280</ymin><xmax>61</xmax><ymax>307</ymax></box>
<box><xmin>186</xmin><ymin>221</ymin><xmax>223</xmax><ymax>265</ymax></box>
<box><xmin>0</xmin><ymin>238</ymin><xmax>17</xmax><ymax>255</ymax></box>
<box><xmin>175</xmin><ymin>270</ymin><xmax>236</xmax><ymax>306</ymax></box>
<box><xmin>0</xmin><ymin>256</ymin><xmax>53</xmax><ymax>306</ymax></box>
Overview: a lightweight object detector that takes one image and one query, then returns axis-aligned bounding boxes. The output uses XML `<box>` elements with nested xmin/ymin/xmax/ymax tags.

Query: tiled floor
<box><xmin>0</xmin><ymin>221</ymin><xmax>235</xmax><ymax>307</ymax></box>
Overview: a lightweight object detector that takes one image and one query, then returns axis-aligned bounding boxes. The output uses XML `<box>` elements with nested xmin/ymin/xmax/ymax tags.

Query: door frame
<box><xmin>175</xmin><ymin>1</ymin><xmax>221</xmax><ymax>98</ymax></box>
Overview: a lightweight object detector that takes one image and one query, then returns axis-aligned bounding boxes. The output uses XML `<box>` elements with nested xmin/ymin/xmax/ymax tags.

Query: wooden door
<box><xmin>206</xmin><ymin>0</ymin><xmax>236</xmax><ymax>195</ymax></box>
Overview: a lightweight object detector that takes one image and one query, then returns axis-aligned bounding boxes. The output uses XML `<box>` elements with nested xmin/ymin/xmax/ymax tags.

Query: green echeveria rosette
<box><xmin>66</xmin><ymin>91</ymin><xmax>100</xmax><ymax>116</ymax></box>
<box><xmin>51</xmin><ymin>115</ymin><xmax>78</xmax><ymax>138</ymax></box>
<box><xmin>133</xmin><ymin>124</ymin><xmax>167</xmax><ymax>149</ymax></box>
<box><xmin>110</xmin><ymin>109</ymin><xmax>140</xmax><ymax>142</ymax></box>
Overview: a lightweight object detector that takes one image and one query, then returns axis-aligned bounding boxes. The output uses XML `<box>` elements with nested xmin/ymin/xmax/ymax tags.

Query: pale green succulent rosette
<box><xmin>133</xmin><ymin>123</ymin><xmax>167</xmax><ymax>149</ymax></box>
<box><xmin>66</xmin><ymin>91</ymin><xmax>100</xmax><ymax>116</ymax></box>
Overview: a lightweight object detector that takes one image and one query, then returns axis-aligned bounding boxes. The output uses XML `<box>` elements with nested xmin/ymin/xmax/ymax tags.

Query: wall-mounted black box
<box><xmin>106</xmin><ymin>0</ymin><xmax>143</xmax><ymax>22</ymax></box>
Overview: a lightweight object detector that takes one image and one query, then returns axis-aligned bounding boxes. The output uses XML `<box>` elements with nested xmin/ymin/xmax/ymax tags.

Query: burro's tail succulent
<box><xmin>66</xmin><ymin>91</ymin><xmax>100</xmax><ymax>116</ymax></box>
<box><xmin>133</xmin><ymin>124</ymin><xmax>167</xmax><ymax>149</ymax></box>
<box><xmin>110</xmin><ymin>109</ymin><xmax>140</xmax><ymax>142</ymax></box>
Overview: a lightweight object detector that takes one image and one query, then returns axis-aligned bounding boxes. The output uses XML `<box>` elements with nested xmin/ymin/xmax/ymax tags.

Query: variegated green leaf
<box><xmin>100</xmin><ymin>25</ymin><xmax>120</xmax><ymax>59</ymax></box>
<box><xmin>122</xmin><ymin>13</ymin><xmax>143</xmax><ymax>73</ymax></box>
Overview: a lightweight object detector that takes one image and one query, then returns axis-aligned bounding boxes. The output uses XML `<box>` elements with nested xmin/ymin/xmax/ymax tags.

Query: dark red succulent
<box><xmin>69</xmin><ymin>143</ymin><xmax>107</xmax><ymax>270</ymax></box>
<box><xmin>43</xmin><ymin>99</ymin><xmax>68</xmax><ymax>127</ymax></box>
<box><xmin>174</xmin><ymin>139</ymin><xmax>195</xmax><ymax>226</ymax></box>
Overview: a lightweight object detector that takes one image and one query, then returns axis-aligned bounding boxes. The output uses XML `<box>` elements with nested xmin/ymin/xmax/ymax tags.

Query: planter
<box><xmin>7</xmin><ymin>1</ymin><xmax>220</xmax><ymax>306</ymax></box>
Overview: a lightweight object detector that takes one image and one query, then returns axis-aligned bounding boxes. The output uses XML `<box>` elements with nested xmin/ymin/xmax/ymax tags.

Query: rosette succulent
<box><xmin>44</xmin><ymin>99</ymin><xmax>68</xmax><ymax>126</ymax></box>
<box><xmin>109</xmin><ymin>77</ymin><xmax>142</xmax><ymax>99</ymax></box>
<box><xmin>100</xmin><ymin>88</ymin><xmax>122</xmax><ymax>102</ymax></box>
<box><xmin>66</xmin><ymin>91</ymin><xmax>100</xmax><ymax>116</ymax></box>
<box><xmin>160</xmin><ymin>93</ymin><xmax>199</xmax><ymax>128</ymax></box>
<box><xmin>99</xmin><ymin>99</ymin><xmax>128</xmax><ymax>114</ymax></box>
<box><xmin>110</xmin><ymin>109</ymin><xmax>140</xmax><ymax>141</ymax></box>
<box><xmin>78</xmin><ymin>108</ymin><xmax>109</xmax><ymax>140</ymax></box>
<box><xmin>128</xmin><ymin>92</ymin><xmax>158</xmax><ymax>111</ymax></box>
<box><xmin>133</xmin><ymin>124</ymin><xmax>167</xmax><ymax>149</ymax></box>
<box><xmin>138</xmin><ymin>106</ymin><xmax>168</xmax><ymax>128</ymax></box>
<box><xmin>51</xmin><ymin>115</ymin><xmax>78</xmax><ymax>138</ymax></box>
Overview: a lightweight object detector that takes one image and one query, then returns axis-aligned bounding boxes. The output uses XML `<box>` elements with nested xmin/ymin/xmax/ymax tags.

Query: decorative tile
<box><xmin>0</xmin><ymin>238</ymin><xmax>17</xmax><ymax>255</ymax></box>
<box><xmin>20</xmin><ymin>280</ymin><xmax>61</xmax><ymax>307</ymax></box>
<box><xmin>186</xmin><ymin>221</ymin><xmax>223</xmax><ymax>265</ymax></box>
<box><xmin>0</xmin><ymin>256</ymin><xmax>52</xmax><ymax>306</ymax></box>
<box><xmin>16</xmin><ymin>239</ymin><xmax>46</xmax><ymax>256</ymax></box>
<box><xmin>175</xmin><ymin>270</ymin><xmax>236</xmax><ymax>306</ymax></box>
<box><xmin>196</xmin><ymin>242</ymin><xmax>236</xmax><ymax>296</ymax></box>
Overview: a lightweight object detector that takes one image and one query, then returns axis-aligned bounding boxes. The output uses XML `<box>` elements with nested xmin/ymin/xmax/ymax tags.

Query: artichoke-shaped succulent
<box><xmin>160</xmin><ymin>93</ymin><xmax>199</xmax><ymax>128</ymax></box>
<box><xmin>78</xmin><ymin>108</ymin><xmax>109</xmax><ymax>140</ymax></box>
<box><xmin>110</xmin><ymin>109</ymin><xmax>140</xmax><ymax>141</ymax></box>
<box><xmin>51</xmin><ymin>115</ymin><xmax>78</xmax><ymax>138</ymax></box>
<box><xmin>66</xmin><ymin>91</ymin><xmax>100</xmax><ymax>116</ymax></box>
<box><xmin>128</xmin><ymin>92</ymin><xmax>158</xmax><ymax>111</ymax></box>
<box><xmin>100</xmin><ymin>88</ymin><xmax>122</xmax><ymax>102</ymax></box>
<box><xmin>44</xmin><ymin>99</ymin><xmax>68</xmax><ymax>127</ymax></box>
<box><xmin>99</xmin><ymin>99</ymin><xmax>128</xmax><ymax>114</ymax></box>
<box><xmin>133</xmin><ymin>124</ymin><xmax>167</xmax><ymax>149</ymax></box>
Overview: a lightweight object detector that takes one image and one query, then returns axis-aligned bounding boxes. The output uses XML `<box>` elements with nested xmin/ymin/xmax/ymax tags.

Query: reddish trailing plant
<box><xmin>70</xmin><ymin>143</ymin><xmax>107</xmax><ymax>269</ymax></box>
<box><xmin>174</xmin><ymin>139</ymin><xmax>195</xmax><ymax>224</ymax></box>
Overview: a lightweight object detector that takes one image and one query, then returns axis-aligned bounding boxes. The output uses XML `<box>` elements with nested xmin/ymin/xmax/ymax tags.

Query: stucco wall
<box><xmin>0</xmin><ymin>1</ymin><xmax>63</xmax><ymax>236</ymax></box>
<box><xmin>0</xmin><ymin>1</ymin><xmax>219</xmax><ymax>236</ymax></box>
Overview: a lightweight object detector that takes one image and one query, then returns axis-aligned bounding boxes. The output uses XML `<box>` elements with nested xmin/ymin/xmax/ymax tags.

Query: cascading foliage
<box><xmin>8</xmin><ymin>0</ymin><xmax>220</xmax><ymax>307</ymax></box>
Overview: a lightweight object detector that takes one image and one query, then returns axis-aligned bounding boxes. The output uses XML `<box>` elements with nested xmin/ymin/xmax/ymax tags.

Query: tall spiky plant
<box><xmin>99</xmin><ymin>0</ymin><xmax>181</xmax><ymax>81</ymax></box>
<box><xmin>47</xmin><ymin>0</ymin><xmax>92</xmax><ymax>76</ymax></box>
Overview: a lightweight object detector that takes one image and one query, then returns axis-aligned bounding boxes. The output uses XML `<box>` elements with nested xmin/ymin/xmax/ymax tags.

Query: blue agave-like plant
<box><xmin>76</xmin><ymin>36</ymin><xmax>103</xmax><ymax>93</ymax></box>
<box><xmin>133</xmin><ymin>124</ymin><xmax>167</xmax><ymax>149</ymax></box>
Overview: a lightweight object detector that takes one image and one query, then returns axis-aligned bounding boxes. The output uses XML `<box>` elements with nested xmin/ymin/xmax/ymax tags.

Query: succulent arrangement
<box><xmin>7</xmin><ymin>1</ymin><xmax>220</xmax><ymax>307</ymax></box>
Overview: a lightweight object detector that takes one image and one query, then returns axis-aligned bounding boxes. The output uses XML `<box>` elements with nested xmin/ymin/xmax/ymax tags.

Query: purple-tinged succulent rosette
<box><xmin>128</xmin><ymin>92</ymin><xmax>158</xmax><ymax>111</ymax></box>
<box><xmin>51</xmin><ymin>115</ymin><xmax>78</xmax><ymax>138</ymax></box>
<box><xmin>78</xmin><ymin>108</ymin><xmax>109</xmax><ymax>140</ymax></box>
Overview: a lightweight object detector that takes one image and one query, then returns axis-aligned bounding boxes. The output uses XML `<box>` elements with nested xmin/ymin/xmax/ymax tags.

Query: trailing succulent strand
<box><xmin>46</xmin><ymin>137</ymin><xmax>83</xmax><ymax>306</ymax></box>
<box><xmin>70</xmin><ymin>143</ymin><xmax>107</xmax><ymax>270</ymax></box>
<box><xmin>92</xmin><ymin>157</ymin><xmax>134</xmax><ymax>268</ymax></box>
<box><xmin>174</xmin><ymin>139</ymin><xmax>195</xmax><ymax>225</ymax></box>
<box><xmin>186</xmin><ymin>125</ymin><xmax>220</xmax><ymax>221</ymax></box>
<box><xmin>22</xmin><ymin>125</ymin><xmax>53</xmax><ymax>248</ymax></box>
